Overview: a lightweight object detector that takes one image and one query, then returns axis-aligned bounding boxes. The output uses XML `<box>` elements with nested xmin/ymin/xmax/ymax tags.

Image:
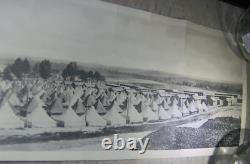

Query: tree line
<box><xmin>3</xmin><ymin>58</ymin><xmax>51</xmax><ymax>80</ymax></box>
<box><xmin>2</xmin><ymin>58</ymin><xmax>105</xmax><ymax>82</ymax></box>
<box><xmin>62</xmin><ymin>62</ymin><xmax>105</xmax><ymax>82</ymax></box>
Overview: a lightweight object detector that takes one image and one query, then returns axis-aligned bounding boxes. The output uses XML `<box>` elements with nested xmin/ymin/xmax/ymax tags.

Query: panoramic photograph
<box><xmin>0</xmin><ymin>0</ymin><xmax>243</xmax><ymax>155</ymax></box>
<box><xmin>0</xmin><ymin>56</ymin><xmax>242</xmax><ymax>151</ymax></box>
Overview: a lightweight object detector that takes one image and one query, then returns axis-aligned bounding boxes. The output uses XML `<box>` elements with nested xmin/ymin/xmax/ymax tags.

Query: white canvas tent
<box><xmin>126</xmin><ymin>103</ymin><xmax>143</xmax><ymax>123</ymax></box>
<box><xmin>50</xmin><ymin>98</ymin><xmax>65</xmax><ymax>115</ymax></box>
<box><xmin>169</xmin><ymin>99</ymin><xmax>182</xmax><ymax>118</ymax></box>
<box><xmin>195</xmin><ymin>100</ymin><xmax>203</xmax><ymax>112</ymax></box>
<box><xmin>158</xmin><ymin>105</ymin><xmax>171</xmax><ymax>120</ymax></box>
<box><xmin>96</xmin><ymin>100</ymin><xmax>106</xmax><ymax>115</ymax></box>
<box><xmin>188</xmin><ymin>100</ymin><xmax>198</xmax><ymax>113</ymax></box>
<box><xmin>116</xmin><ymin>92</ymin><xmax>126</xmax><ymax>104</ymax></box>
<box><xmin>86</xmin><ymin>106</ymin><xmax>107</xmax><ymax>126</ymax></box>
<box><xmin>69</xmin><ymin>93</ymin><xmax>80</xmax><ymax>107</ymax></box>
<box><xmin>55</xmin><ymin>106</ymin><xmax>85</xmax><ymax>127</ymax></box>
<box><xmin>162</xmin><ymin>98</ymin><xmax>170</xmax><ymax>109</ymax></box>
<box><xmin>102</xmin><ymin>101</ymin><xmax>126</xmax><ymax>125</ymax></box>
<box><xmin>0</xmin><ymin>90</ymin><xmax>24</xmax><ymax>129</ymax></box>
<box><xmin>201</xmin><ymin>101</ymin><xmax>208</xmax><ymax>112</ymax></box>
<box><xmin>100</xmin><ymin>93</ymin><xmax>110</xmax><ymax>107</ymax></box>
<box><xmin>75</xmin><ymin>99</ymin><xmax>86</xmax><ymax>115</ymax></box>
<box><xmin>152</xmin><ymin>101</ymin><xmax>159</xmax><ymax>112</ymax></box>
<box><xmin>27</xmin><ymin>94</ymin><xmax>57</xmax><ymax>128</ymax></box>
<box><xmin>141</xmin><ymin>102</ymin><xmax>159</xmax><ymax>121</ymax></box>
<box><xmin>180</xmin><ymin>101</ymin><xmax>190</xmax><ymax>115</ymax></box>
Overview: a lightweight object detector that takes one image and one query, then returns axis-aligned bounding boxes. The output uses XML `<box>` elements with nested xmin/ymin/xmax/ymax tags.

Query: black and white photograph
<box><xmin>0</xmin><ymin>0</ymin><xmax>245</xmax><ymax>160</ymax></box>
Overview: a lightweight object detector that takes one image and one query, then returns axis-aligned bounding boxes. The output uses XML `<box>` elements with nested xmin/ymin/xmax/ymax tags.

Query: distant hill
<box><xmin>69</xmin><ymin>62</ymin><xmax>242</xmax><ymax>94</ymax></box>
<box><xmin>0</xmin><ymin>57</ymin><xmax>242</xmax><ymax>94</ymax></box>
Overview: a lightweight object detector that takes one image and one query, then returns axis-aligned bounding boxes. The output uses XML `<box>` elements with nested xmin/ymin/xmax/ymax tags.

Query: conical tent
<box><xmin>141</xmin><ymin>102</ymin><xmax>159</xmax><ymax>121</ymax></box>
<box><xmin>201</xmin><ymin>101</ymin><xmax>208</xmax><ymax>112</ymax></box>
<box><xmin>169</xmin><ymin>104</ymin><xmax>182</xmax><ymax>118</ymax></box>
<box><xmin>180</xmin><ymin>101</ymin><xmax>190</xmax><ymax>115</ymax></box>
<box><xmin>155</xmin><ymin>95</ymin><xmax>163</xmax><ymax>105</ymax></box>
<box><xmin>27</xmin><ymin>91</ymin><xmax>43</xmax><ymax>113</ymax></box>
<box><xmin>61</xmin><ymin>89</ymin><xmax>73</xmax><ymax>106</ymax></box>
<box><xmin>69</xmin><ymin>93</ymin><xmax>80</xmax><ymax>107</ymax></box>
<box><xmin>86</xmin><ymin>95</ymin><xmax>96</xmax><ymax>107</ymax></box>
<box><xmin>158</xmin><ymin>105</ymin><xmax>171</xmax><ymax>120</ymax></box>
<box><xmin>81</xmin><ymin>90</ymin><xmax>88</xmax><ymax>101</ymax></box>
<box><xmin>102</xmin><ymin>101</ymin><xmax>126</xmax><ymax>125</ymax></box>
<box><xmin>0</xmin><ymin>91</ymin><xmax>24</xmax><ymax>129</ymax></box>
<box><xmin>162</xmin><ymin>98</ymin><xmax>170</xmax><ymax>109</ymax></box>
<box><xmin>96</xmin><ymin>100</ymin><xmax>106</xmax><ymax>115</ymax></box>
<box><xmin>100</xmin><ymin>94</ymin><xmax>110</xmax><ymax>107</ymax></box>
<box><xmin>116</xmin><ymin>92</ymin><xmax>126</xmax><ymax>104</ymax></box>
<box><xmin>169</xmin><ymin>99</ymin><xmax>182</xmax><ymax>118</ymax></box>
<box><xmin>152</xmin><ymin>101</ymin><xmax>159</xmax><ymax>112</ymax></box>
<box><xmin>195</xmin><ymin>100</ymin><xmax>203</xmax><ymax>112</ymax></box>
<box><xmin>75</xmin><ymin>99</ymin><xmax>86</xmax><ymax>115</ymax></box>
<box><xmin>188</xmin><ymin>101</ymin><xmax>198</xmax><ymax>113</ymax></box>
<box><xmin>50</xmin><ymin>98</ymin><xmax>65</xmax><ymax>115</ymax></box>
<box><xmin>130</xmin><ymin>93</ymin><xmax>140</xmax><ymax>105</ymax></box>
<box><xmin>55</xmin><ymin>106</ymin><xmax>85</xmax><ymax>127</ymax></box>
<box><xmin>86</xmin><ymin>106</ymin><xmax>107</xmax><ymax>126</ymax></box>
<box><xmin>126</xmin><ymin>103</ymin><xmax>143</xmax><ymax>123</ymax></box>
<box><xmin>27</xmin><ymin>95</ymin><xmax>57</xmax><ymax>128</ymax></box>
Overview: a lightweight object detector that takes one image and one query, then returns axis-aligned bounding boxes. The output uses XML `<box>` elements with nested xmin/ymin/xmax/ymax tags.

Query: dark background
<box><xmin>221</xmin><ymin>0</ymin><xmax>250</xmax><ymax>8</ymax></box>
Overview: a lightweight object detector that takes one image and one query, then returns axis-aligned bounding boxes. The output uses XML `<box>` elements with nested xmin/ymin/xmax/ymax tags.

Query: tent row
<box><xmin>0</xmin><ymin>78</ymin><xmax>242</xmax><ymax>129</ymax></box>
<box><xmin>0</xmin><ymin>89</ymin><xmax>213</xmax><ymax>129</ymax></box>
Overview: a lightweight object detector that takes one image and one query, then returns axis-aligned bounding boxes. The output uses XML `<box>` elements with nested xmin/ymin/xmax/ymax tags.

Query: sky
<box><xmin>0</xmin><ymin>0</ymin><xmax>242</xmax><ymax>84</ymax></box>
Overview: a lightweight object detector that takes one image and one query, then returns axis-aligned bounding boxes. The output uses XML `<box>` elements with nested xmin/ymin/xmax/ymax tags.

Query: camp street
<box><xmin>0</xmin><ymin>131</ymin><xmax>152</xmax><ymax>151</ymax></box>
